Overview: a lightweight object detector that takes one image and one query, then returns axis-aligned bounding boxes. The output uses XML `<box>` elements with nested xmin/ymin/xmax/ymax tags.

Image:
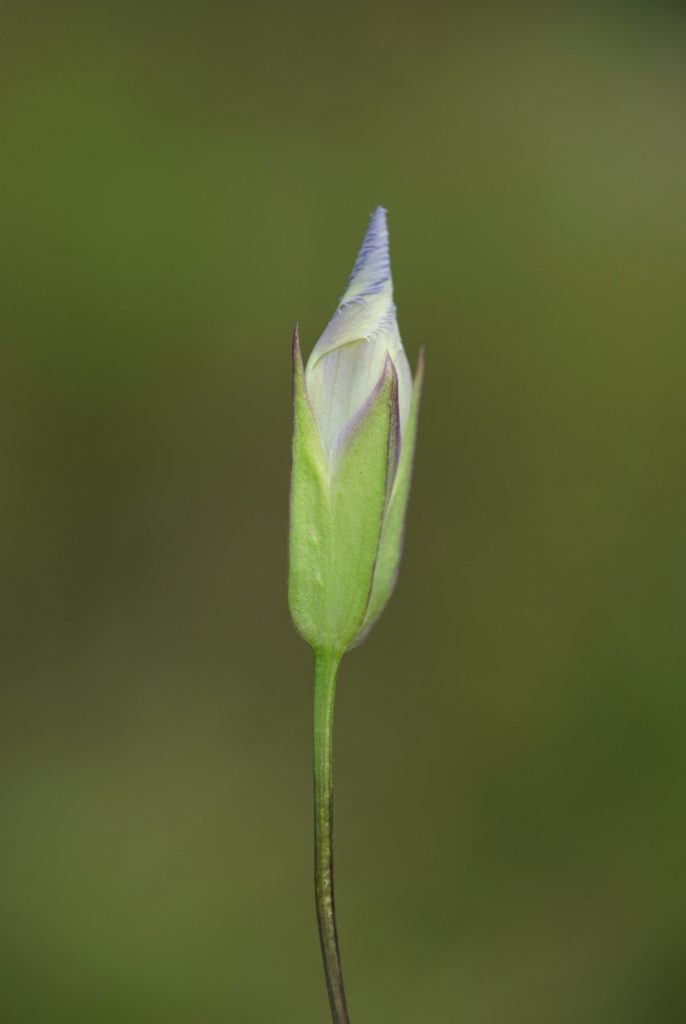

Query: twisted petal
<box><xmin>305</xmin><ymin>207</ymin><xmax>413</xmax><ymax>458</ymax></box>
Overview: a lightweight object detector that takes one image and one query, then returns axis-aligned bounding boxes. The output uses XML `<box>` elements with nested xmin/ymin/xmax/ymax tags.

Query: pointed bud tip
<box><xmin>365</xmin><ymin>205</ymin><xmax>389</xmax><ymax>248</ymax></box>
<box><xmin>383</xmin><ymin>351</ymin><xmax>399</xmax><ymax>399</ymax></box>
<box><xmin>416</xmin><ymin>346</ymin><xmax>426</xmax><ymax>378</ymax></box>
<box><xmin>345</xmin><ymin>207</ymin><xmax>391</xmax><ymax>298</ymax></box>
<box><xmin>371</xmin><ymin>205</ymin><xmax>388</xmax><ymax>226</ymax></box>
<box><xmin>291</xmin><ymin>322</ymin><xmax>305</xmax><ymax>396</ymax></box>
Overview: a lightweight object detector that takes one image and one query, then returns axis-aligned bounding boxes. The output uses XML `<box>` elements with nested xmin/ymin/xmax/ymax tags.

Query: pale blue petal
<box><xmin>305</xmin><ymin>207</ymin><xmax>412</xmax><ymax>458</ymax></box>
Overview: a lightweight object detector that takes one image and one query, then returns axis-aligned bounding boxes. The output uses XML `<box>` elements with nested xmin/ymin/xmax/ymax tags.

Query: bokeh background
<box><xmin>2</xmin><ymin>2</ymin><xmax>686</xmax><ymax>1021</ymax></box>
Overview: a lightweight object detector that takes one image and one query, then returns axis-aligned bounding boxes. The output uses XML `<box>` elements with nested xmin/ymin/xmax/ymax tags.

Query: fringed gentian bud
<box><xmin>289</xmin><ymin>207</ymin><xmax>424</xmax><ymax>654</ymax></box>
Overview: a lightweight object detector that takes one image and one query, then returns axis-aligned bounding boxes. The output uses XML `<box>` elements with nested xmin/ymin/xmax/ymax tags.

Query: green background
<box><xmin>2</xmin><ymin>3</ymin><xmax>686</xmax><ymax>1021</ymax></box>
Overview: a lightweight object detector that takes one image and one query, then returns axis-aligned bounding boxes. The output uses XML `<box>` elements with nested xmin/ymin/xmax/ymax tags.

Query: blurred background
<box><xmin>2</xmin><ymin>2</ymin><xmax>686</xmax><ymax>1021</ymax></box>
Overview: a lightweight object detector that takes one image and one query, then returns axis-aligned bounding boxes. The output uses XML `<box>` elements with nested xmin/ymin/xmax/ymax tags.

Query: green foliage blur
<box><xmin>2</xmin><ymin>2</ymin><xmax>685</xmax><ymax>1021</ymax></box>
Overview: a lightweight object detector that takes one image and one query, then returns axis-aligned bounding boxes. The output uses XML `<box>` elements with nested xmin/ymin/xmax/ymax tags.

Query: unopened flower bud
<box><xmin>289</xmin><ymin>207</ymin><xmax>424</xmax><ymax>653</ymax></box>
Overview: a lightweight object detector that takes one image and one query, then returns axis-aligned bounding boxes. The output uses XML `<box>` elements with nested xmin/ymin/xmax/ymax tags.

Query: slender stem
<box><xmin>313</xmin><ymin>647</ymin><xmax>350</xmax><ymax>1024</ymax></box>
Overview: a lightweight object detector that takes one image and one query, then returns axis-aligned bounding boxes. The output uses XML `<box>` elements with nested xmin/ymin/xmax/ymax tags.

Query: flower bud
<box><xmin>289</xmin><ymin>208</ymin><xmax>423</xmax><ymax>654</ymax></box>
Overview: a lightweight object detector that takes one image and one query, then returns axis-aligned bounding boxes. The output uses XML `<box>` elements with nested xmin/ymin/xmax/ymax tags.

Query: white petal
<box><xmin>305</xmin><ymin>207</ymin><xmax>412</xmax><ymax>457</ymax></box>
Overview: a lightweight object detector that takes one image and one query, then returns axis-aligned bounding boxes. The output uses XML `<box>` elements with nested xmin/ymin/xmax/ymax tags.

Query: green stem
<box><xmin>313</xmin><ymin>648</ymin><xmax>350</xmax><ymax>1024</ymax></box>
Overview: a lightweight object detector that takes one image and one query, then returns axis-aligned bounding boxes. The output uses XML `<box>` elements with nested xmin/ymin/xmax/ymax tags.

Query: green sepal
<box><xmin>288</xmin><ymin>325</ymin><xmax>333</xmax><ymax>650</ymax></box>
<box><xmin>327</xmin><ymin>354</ymin><xmax>398</xmax><ymax>650</ymax></box>
<box><xmin>355</xmin><ymin>348</ymin><xmax>424</xmax><ymax>643</ymax></box>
